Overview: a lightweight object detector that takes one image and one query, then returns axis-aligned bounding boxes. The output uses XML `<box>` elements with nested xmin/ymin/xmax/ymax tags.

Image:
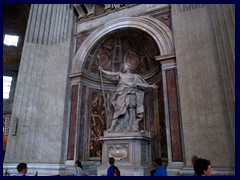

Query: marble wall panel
<box><xmin>166</xmin><ymin>69</ymin><xmax>183</xmax><ymax>162</ymax></box>
<box><xmin>171</xmin><ymin>4</ymin><xmax>235</xmax><ymax>168</ymax></box>
<box><xmin>67</xmin><ymin>85</ymin><xmax>78</xmax><ymax>160</ymax></box>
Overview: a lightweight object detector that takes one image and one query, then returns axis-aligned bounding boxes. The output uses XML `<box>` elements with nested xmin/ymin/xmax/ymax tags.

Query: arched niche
<box><xmin>68</xmin><ymin>16</ymin><xmax>173</xmax><ymax>162</ymax></box>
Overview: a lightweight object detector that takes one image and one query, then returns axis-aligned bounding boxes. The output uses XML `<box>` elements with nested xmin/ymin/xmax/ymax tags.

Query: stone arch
<box><xmin>71</xmin><ymin>16</ymin><xmax>174</xmax><ymax>74</ymax></box>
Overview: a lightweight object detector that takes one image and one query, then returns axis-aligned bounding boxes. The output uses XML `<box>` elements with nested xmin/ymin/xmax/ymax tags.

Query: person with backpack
<box><xmin>107</xmin><ymin>157</ymin><xmax>120</xmax><ymax>176</ymax></box>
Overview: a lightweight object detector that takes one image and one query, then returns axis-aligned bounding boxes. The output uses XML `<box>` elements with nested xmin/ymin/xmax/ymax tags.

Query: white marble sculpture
<box><xmin>99</xmin><ymin>63</ymin><xmax>157</xmax><ymax>133</ymax></box>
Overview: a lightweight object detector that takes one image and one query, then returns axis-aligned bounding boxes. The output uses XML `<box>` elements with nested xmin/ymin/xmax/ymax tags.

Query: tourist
<box><xmin>14</xmin><ymin>162</ymin><xmax>28</xmax><ymax>176</ymax></box>
<box><xmin>152</xmin><ymin>158</ymin><xmax>167</xmax><ymax>176</ymax></box>
<box><xmin>194</xmin><ymin>158</ymin><xmax>213</xmax><ymax>176</ymax></box>
<box><xmin>191</xmin><ymin>155</ymin><xmax>199</xmax><ymax>175</ymax></box>
<box><xmin>74</xmin><ymin>160</ymin><xmax>83</xmax><ymax>176</ymax></box>
<box><xmin>107</xmin><ymin>157</ymin><xmax>120</xmax><ymax>176</ymax></box>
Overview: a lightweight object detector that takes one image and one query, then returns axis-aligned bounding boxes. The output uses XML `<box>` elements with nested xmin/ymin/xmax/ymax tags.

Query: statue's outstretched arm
<box><xmin>99</xmin><ymin>66</ymin><xmax>118</xmax><ymax>76</ymax></box>
<box><xmin>136</xmin><ymin>83</ymin><xmax>158</xmax><ymax>89</ymax></box>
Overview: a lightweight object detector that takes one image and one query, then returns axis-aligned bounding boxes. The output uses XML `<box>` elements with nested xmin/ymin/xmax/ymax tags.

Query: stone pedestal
<box><xmin>97</xmin><ymin>131</ymin><xmax>153</xmax><ymax>176</ymax></box>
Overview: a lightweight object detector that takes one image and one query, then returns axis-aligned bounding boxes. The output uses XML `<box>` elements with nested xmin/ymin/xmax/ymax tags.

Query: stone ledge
<box><xmin>102</xmin><ymin>131</ymin><xmax>151</xmax><ymax>138</ymax></box>
<box><xmin>178</xmin><ymin>167</ymin><xmax>235</xmax><ymax>176</ymax></box>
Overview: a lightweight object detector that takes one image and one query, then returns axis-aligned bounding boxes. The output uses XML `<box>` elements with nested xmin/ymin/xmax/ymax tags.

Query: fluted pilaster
<box><xmin>4</xmin><ymin>4</ymin><xmax>75</xmax><ymax>175</ymax></box>
<box><xmin>26</xmin><ymin>4</ymin><xmax>71</xmax><ymax>45</ymax></box>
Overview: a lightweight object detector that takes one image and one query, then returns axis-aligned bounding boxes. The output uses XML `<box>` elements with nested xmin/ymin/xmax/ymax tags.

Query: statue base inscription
<box><xmin>97</xmin><ymin>131</ymin><xmax>153</xmax><ymax>176</ymax></box>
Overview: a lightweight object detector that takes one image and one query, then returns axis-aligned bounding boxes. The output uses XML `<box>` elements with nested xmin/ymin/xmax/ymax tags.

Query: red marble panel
<box><xmin>158</xmin><ymin>79</ymin><xmax>168</xmax><ymax>160</ymax></box>
<box><xmin>78</xmin><ymin>85</ymin><xmax>86</xmax><ymax>160</ymax></box>
<box><xmin>67</xmin><ymin>85</ymin><xmax>78</xmax><ymax>160</ymax></box>
<box><xmin>166</xmin><ymin>69</ymin><xmax>183</xmax><ymax>162</ymax></box>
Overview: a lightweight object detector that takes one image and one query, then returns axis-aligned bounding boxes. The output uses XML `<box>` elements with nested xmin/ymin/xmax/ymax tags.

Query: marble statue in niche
<box><xmin>99</xmin><ymin>63</ymin><xmax>157</xmax><ymax>133</ymax></box>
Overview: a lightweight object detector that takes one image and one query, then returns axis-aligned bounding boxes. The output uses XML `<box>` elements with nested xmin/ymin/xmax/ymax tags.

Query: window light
<box><xmin>3</xmin><ymin>76</ymin><xmax>13</xmax><ymax>99</ymax></box>
<box><xmin>4</xmin><ymin>34</ymin><xmax>19</xmax><ymax>46</ymax></box>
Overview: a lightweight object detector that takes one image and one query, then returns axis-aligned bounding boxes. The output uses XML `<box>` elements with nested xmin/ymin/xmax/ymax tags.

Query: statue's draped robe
<box><xmin>111</xmin><ymin>72</ymin><xmax>147</xmax><ymax>132</ymax></box>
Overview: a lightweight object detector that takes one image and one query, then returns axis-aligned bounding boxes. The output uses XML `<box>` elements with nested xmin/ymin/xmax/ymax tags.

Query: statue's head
<box><xmin>122</xmin><ymin>63</ymin><xmax>131</xmax><ymax>73</ymax></box>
